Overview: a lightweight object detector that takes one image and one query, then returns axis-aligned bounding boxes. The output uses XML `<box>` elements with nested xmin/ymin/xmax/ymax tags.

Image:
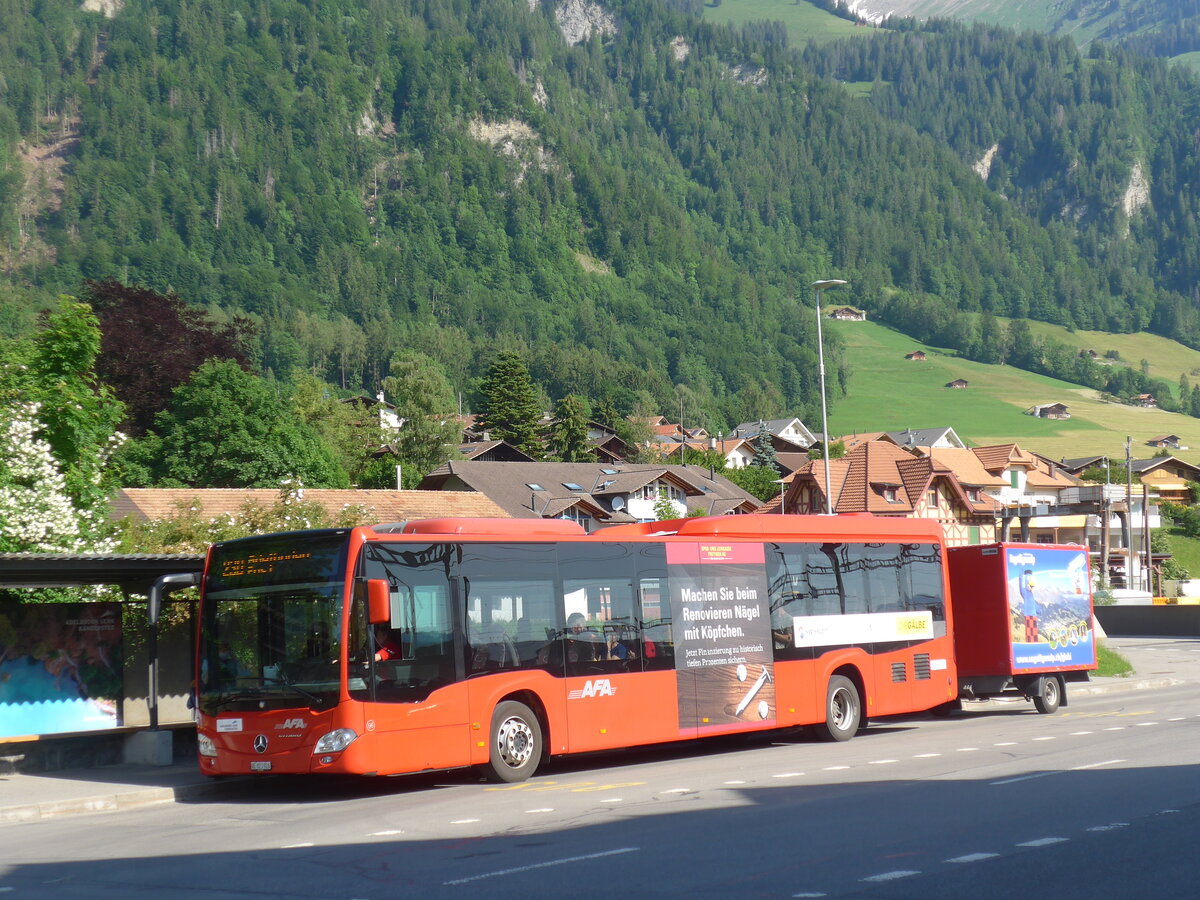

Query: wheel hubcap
<box><xmin>496</xmin><ymin>716</ymin><xmax>534</xmax><ymax>768</ymax></box>
<box><xmin>832</xmin><ymin>689</ymin><xmax>852</xmax><ymax>728</ymax></box>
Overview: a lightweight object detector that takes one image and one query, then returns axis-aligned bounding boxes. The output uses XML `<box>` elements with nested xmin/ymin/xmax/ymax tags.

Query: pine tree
<box><xmin>549</xmin><ymin>394</ymin><xmax>592</xmax><ymax>462</ymax></box>
<box><xmin>476</xmin><ymin>351</ymin><xmax>545</xmax><ymax>459</ymax></box>
<box><xmin>752</xmin><ymin>421</ymin><xmax>780</xmax><ymax>472</ymax></box>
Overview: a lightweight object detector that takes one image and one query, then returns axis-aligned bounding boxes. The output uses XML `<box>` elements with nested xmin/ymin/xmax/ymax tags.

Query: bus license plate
<box><xmin>250</xmin><ymin>761</ymin><xmax>272</xmax><ymax>772</ymax></box>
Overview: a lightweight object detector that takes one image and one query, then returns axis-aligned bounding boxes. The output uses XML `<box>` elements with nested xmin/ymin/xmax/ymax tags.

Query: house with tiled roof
<box><xmin>1026</xmin><ymin>402</ymin><xmax>1070</xmax><ymax>419</ymax></box>
<box><xmin>416</xmin><ymin>461</ymin><xmax>759</xmax><ymax>531</ymax></box>
<box><xmin>729</xmin><ymin>417</ymin><xmax>816</xmax><ymax>450</ymax></box>
<box><xmin>1130</xmin><ymin>457</ymin><xmax>1200</xmax><ymax>504</ymax></box>
<box><xmin>782</xmin><ymin>442</ymin><xmax>995</xmax><ymax>545</ymax></box>
<box><xmin>837</xmin><ymin>427</ymin><xmax>965</xmax><ymax>454</ymax></box>
<box><xmin>1146</xmin><ymin>435</ymin><xmax>1185</xmax><ymax>450</ymax></box>
<box><xmin>110</xmin><ymin>488</ymin><xmax>508</xmax><ymax>525</ymax></box>
<box><xmin>905</xmin><ymin>350</ymin><xmax>927</xmax><ymax>361</ymax></box>
<box><xmin>654</xmin><ymin>436</ymin><xmax>758</xmax><ymax>469</ymax></box>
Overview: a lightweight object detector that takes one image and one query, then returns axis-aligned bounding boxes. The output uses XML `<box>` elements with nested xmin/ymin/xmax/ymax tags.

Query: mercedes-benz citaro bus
<box><xmin>194</xmin><ymin>514</ymin><xmax>956</xmax><ymax>782</ymax></box>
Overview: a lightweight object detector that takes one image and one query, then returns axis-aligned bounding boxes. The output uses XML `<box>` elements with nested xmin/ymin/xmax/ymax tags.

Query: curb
<box><xmin>0</xmin><ymin>776</ymin><xmax>233</xmax><ymax>825</ymax></box>
<box><xmin>1069</xmin><ymin>676</ymin><xmax>1184</xmax><ymax>696</ymax></box>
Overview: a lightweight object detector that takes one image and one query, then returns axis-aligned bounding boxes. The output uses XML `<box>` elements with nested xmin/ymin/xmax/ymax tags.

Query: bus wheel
<box><xmin>486</xmin><ymin>701</ymin><xmax>542</xmax><ymax>783</ymax></box>
<box><xmin>815</xmin><ymin>675</ymin><xmax>860</xmax><ymax>742</ymax></box>
<box><xmin>1033</xmin><ymin>676</ymin><xmax>1062</xmax><ymax>714</ymax></box>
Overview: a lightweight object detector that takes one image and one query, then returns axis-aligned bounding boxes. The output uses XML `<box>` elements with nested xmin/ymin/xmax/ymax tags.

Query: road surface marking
<box><xmin>955</xmin><ymin>747</ymin><xmax>978</xmax><ymax>752</ymax></box>
<box><xmin>1033</xmin><ymin>736</ymin><xmax>1056</xmax><ymax>741</ymax></box>
<box><xmin>1017</xmin><ymin>837</ymin><xmax>1068</xmax><ymax>847</ymax></box>
<box><xmin>661</xmin><ymin>788</ymin><xmax>689</xmax><ymax>794</ymax></box>
<box><xmin>994</xmin><ymin>741</ymin><xmax>1017</xmax><ymax>746</ymax></box>
<box><xmin>525</xmin><ymin>808</ymin><xmax>554</xmax><ymax>814</ymax></box>
<box><xmin>600</xmin><ymin>798</ymin><xmax>624</xmax><ymax>803</ymax></box>
<box><xmin>443</xmin><ymin>847</ymin><xmax>639</xmax><ymax>885</ymax></box>
<box><xmin>1136</xmin><ymin>722</ymin><xmax>1158</xmax><ymax>726</ymax></box>
<box><xmin>792</xmin><ymin>893</ymin><xmax>827</xmax><ymax>897</ymax></box>
<box><xmin>724</xmin><ymin>780</ymin><xmax>746</xmax><ymax>785</ymax></box>
<box><xmin>861</xmin><ymin>870</ymin><xmax>920</xmax><ymax>882</ymax></box>
<box><xmin>370</xmin><ymin>830</ymin><xmax>403</xmax><ymax>836</ymax></box>
<box><xmin>913</xmin><ymin>753</ymin><xmax>941</xmax><ymax>758</ymax></box>
<box><xmin>1087</xmin><ymin>823</ymin><xmax>1129</xmax><ymax>832</ymax></box>
<box><xmin>1070</xmin><ymin>731</ymin><xmax>1093</xmax><ymax>735</ymax></box>
<box><xmin>991</xmin><ymin>772</ymin><xmax>1054</xmax><ymax>785</ymax></box>
<box><xmin>451</xmin><ymin>818</ymin><xmax>480</xmax><ymax>824</ymax></box>
<box><xmin>823</xmin><ymin>765</ymin><xmax>851</xmax><ymax>770</ymax></box>
<box><xmin>1168</xmin><ymin>717</ymin><xmax>1186</xmax><ymax>721</ymax></box>
<box><xmin>772</xmin><ymin>772</ymin><xmax>805</xmax><ymax>778</ymax></box>
<box><xmin>868</xmin><ymin>759</ymin><xmax>898</xmax><ymax>765</ymax></box>
<box><xmin>946</xmin><ymin>853</ymin><xmax>999</xmax><ymax>863</ymax></box>
<box><xmin>281</xmin><ymin>843</ymin><xmax>314</xmax><ymax>848</ymax></box>
<box><xmin>1104</xmin><ymin>727</ymin><xmax>1125</xmax><ymax>731</ymax></box>
<box><xmin>1071</xmin><ymin>759</ymin><xmax>1125</xmax><ymax>771</ymax></box>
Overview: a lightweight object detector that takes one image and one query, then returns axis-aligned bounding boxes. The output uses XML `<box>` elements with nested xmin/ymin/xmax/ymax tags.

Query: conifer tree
<box><xmin>476</xmin><ymin>352</ymin><xmax>544</xmax><ymax>459</ymax></box>
<box><xmin>549</xmin><ymin>394</ymin><xmax>593</xmax><ymax>462</ymax></box>
<box><xmin>752</xmin><ymin>421</ymin><xmax>780</xmax><ymax>472</ymax></box>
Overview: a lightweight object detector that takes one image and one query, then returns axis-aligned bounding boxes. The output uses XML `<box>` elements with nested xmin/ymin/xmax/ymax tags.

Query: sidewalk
<box><xmin>2</xmin><ymin>636</ymin><xmax>1193</xmax><ymax>824</ymax></box>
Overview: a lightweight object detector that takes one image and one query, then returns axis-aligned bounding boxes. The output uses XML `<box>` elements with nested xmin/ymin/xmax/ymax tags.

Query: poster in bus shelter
<box><xmin>1005</xmin><ymin>547</ymin><xmax>1095</xmax><ymax>670</ymax></box>
<box><xmin>0</xmin><ymin>602</ymin><xmax>122</xmax><ymax>738</ymax></box>
<box><xmin>667</xmin><ymin>543</ymin><xmax>775</xmax><ymax>735</ymax></box>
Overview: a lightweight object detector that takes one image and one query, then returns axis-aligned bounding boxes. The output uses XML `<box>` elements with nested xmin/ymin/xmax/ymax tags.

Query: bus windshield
<box><xmin>198</xmin><ymin>531</ymin><xmax>351</xmax><ymax>715</ymax></box>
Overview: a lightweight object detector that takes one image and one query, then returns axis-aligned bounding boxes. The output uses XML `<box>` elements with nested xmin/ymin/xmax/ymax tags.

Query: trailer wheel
<box><xmin>485</xmin><ymin>701</ymin><xmax>542</xmax><ymax>783</ymax></box>
<box><xmin>1033</xmin><ymin>676</ymin><xmax>1062</xmax><ymax>714</ymax></box>
<box><xmin>814</xmin><ymin>675</ymin><xmax>860</xmax><ymax>742</ymax></box>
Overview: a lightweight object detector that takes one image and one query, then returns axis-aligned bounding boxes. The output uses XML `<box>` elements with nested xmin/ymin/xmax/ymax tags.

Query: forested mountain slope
<box><xmin>2</xmin><ymin>0</ymin><xmax>1199</xmax><ymax>431</ymax></box>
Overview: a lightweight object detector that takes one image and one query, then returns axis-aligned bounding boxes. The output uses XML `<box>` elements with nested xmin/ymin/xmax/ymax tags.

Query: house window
<box><xmin>928</xmin><ymin>489</ymin><xmax>939</xmax><ymax>508</ymax></box>
<box><xmin>562</xmin><ymin>482</ymin><xmax>585</xmax><ymax>492</ymax></box>
<box><xmin>526</xmin><ymin>483</ymin><xmax>544</xmax><ymax>492</ymax></box>
<box><xmin>1009</xmin><ymin>471</ymin><xmax>1019</xmax><ymax>489</ymax></box>
<box><xmin>968</xmin><ymin>526</ymin><xmax>980</xmax><ymax>545</ymax></box>
<box><xmin>967</xmin><ymin>489</ymin><xmax>980</xmax><ymax>502</ymax></box>
<box><xmin>883</xmin><ymin>487</ymin><xmax>898</xmax><ymax>503</ymax></box>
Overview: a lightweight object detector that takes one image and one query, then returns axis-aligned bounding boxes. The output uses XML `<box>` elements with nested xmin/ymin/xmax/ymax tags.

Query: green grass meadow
<box><xmin>702</xmin><ymin>0</ymin><xmax>872</xmax><ymax>45</ymax></box>
<box><xmin>826</xmin><ymin>318</ymin><xmax>1200</xmax><ymax>463</ymax></box>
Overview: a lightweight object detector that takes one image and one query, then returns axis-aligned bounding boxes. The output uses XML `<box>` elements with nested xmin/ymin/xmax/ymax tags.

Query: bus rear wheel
<box><xmin>815</xmin><ymin>675</ymin><xmax>860</xmax><ymax>742</ymax></box>
<box><xmin>485</xmin><ymin>701</ymin><xmax>542</xmax><ymax>783</ymax></box>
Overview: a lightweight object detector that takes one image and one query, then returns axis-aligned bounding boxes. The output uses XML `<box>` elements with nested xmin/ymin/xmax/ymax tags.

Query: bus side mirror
<box><xmin>367</xmin><ymin>579</ymin><xmax>391</xmax><ymax>624</ymax></box>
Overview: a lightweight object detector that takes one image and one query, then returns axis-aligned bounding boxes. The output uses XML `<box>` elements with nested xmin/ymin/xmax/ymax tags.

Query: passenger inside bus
<box><xmin>373</xmin><ymin>625</ymin><xmax>406</xmax><ymax>661</ymax></box>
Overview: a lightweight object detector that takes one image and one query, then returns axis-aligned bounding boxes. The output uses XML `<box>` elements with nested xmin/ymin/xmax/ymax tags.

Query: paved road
<box><xmin>2</xmin><ymin>638</ymin><xmax>1198</xmax><ymax>898</ymax></box>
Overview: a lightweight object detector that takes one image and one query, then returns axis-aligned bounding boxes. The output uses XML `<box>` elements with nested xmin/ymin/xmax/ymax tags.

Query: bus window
<box><xmin>900</xmin><ymin>543</ymin><xmax>947</xmax><ymax>636</ymax></box>
<box><xmin>636</xmin><ymin>543</ymin><xmax>672</xmax><ymax>671</ymax></box>
<box><xmin>357</xmin><ymin>543</ymin><xmax>458</xmax><ymax>703</ymax></box>
<box><xmin>459</xmin><ymin>543</ymin><xmax>559</xmax><ymax>675</ymax></box>
<box><xmin>558</xmin><ymin>543</ymin><xmax>641</xmax><ymax>676</ymax></box>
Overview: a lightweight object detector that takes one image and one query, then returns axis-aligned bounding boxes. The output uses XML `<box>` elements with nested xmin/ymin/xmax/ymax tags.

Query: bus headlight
<box><xmin>313</xmin><ymin>728</ymin><xmax>358</xmax><ymax>754</ymax></box>
<box><xmin>197</xmin><ymin>734</ymin><xmax>218</xmax><ymax>757</ymax></box>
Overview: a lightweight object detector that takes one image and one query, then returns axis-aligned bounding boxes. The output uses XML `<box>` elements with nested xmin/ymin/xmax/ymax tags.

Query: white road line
<box><xmin>281</xmin><ymin>843</ymin><xmax>314</xmax><ymax>849</ymax></box>
<box><xmin>724</xmin><ymin>780</ymin><xmax>747</xmax><ymax>785</ymax></box>
<box><xmin>1087</xmin><ymin>823</ymin><xmax>1129</xmax><ymax>832</ymax></box>
<box><xmin>913</xmin><ymin>753</ymin><xmax>941</xmax><ymax>758</ymax></box>
<box><xmin>956</xmin><ymin>747</ymin><xmax>978</xmax><ymax>752</ymax></box>
<box><xmin>992</xmin><ymin>771</ymin><xmax>1054</xmax><ymax>785</ymax></box>
<box><xmin>1070</xmin><ymin>731</ymin><xmax>1093</xmax><ymax>735</ymax></box>
<box><xmin>1168</xmin><ymin>717</ymin><xmax>1186</xmax><ymax>721</ymax></box>
<box><xmin>792</xmin><ymin>893</ymin><xmax>827</xmax><ymax>898</ymax></box>
<box><xmin>1072</xmin><ymin>759</ymin><xmax>1125</xmax><ymax>771</ymax></box>
<box><xmin>525</xmin><ymin>808</ymin><xmax>554</xmax><ymax>814</ymax></box>
<box><xmin>946</xmin><ymin>853</ymin><xmax>999</xmax><ymax>863</ymax></box>
<box><xmin>1160</xmin><ymin>809</ymin><xmax>1180</xmax><ymax>814</ymax></box>
<box><xmin>823</xmin><ymin>765</ymin><xmax>851</xmax><ymax>771</ymax></box>
<box><xmin>995</xmin><ymin>741</ymin><xmax>1017</xmax><ymax>746</ymax></box>
<box><xmin>1136</xmin><ymin>722</ymin><xmax>1158</xmax><ymax>726</ymax></box>
<box><xmin>1033</xmin><ymin>736</ymin><xmax>1056</xmax><ymax>741</ymax></box>
<box><xmin>451</xmin><ymin>818</ymin><xmax>480</xmax><ymax>824</ymax></box>
<box><xmin>868</xmin><ymin>759</ymin><xmax>898</xmax><ymax>765</ymax></box>
<box><xmin>370</xmin><ymin>830</ymin><xmax>403</xmax><ymax>836</ymax></box>
<box><xmin>772</xmin><ymin>772</ymin><xmax>805</xmax><ymax>778</ymax></box>
<box><xmin>661</xmin><ymin>788</ymin><xmax>689</xmax><ymax>794</ymax></box>
<box><xmin>1017</xmin><ymin>837</ymin><xmax>1068</xmax><ymax>848</ymax></box>
<box><xmin>1104</xmin><ymin>726</ymin><xmax>1125</xmax><ymax>731</ymax></box>
<box><xmin>861</xmin><ymin>870</ymin><xmax>920</xmax><ymax>882</ymax></box>
<box><xmin>600</xmin><ymin>798</ymin><xmax>623</xmax><ymax>803</ymax></box>
<box><xmin>443</xmin><ymin>847</ymin><xmax>639</xmax><ymax>885</ymax></box>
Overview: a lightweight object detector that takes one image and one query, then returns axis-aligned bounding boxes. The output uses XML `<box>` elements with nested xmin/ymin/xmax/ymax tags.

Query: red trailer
<box><xmin>945</xmin><ymin>543</ymin><xmax>1096</xmax><ymax>714</ymax></box>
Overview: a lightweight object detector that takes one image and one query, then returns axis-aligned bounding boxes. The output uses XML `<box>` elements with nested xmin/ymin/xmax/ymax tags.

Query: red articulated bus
<box><xmin>194</xmin><ymin>514</ymin><xmax>957</xmax><ymax>782</ymax></box>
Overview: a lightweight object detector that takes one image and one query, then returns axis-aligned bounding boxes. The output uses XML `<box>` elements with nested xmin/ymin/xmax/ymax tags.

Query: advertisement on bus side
<box><xmin>1005</xmin><ymin>546</ymin><xmax>1094</xmax><ymax>670</ymax></box>
<box><xmin>667</xmin><ymin>543</ymin><xmax>775</xmax><ymax>734</ymax></box>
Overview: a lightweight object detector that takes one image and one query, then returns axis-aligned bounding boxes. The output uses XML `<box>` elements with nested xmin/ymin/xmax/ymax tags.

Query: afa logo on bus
<box><xmin>568</xmin><ymin>679</ymin><xmax>616</xmax><ymax>699</ymax></box>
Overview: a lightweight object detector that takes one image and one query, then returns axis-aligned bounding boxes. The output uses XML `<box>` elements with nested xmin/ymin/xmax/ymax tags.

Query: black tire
<box><xmin>1033</xmin><ymin>676</ymin><xmax>1062</xmax><ymax>714</ymax></box>
<box><xmin>485</xmin><ymin>701</ymin><xmax>543</xmax><ymax>783</ymax></box>
<box><xmin>814</xmin><ymin>675</ymin><xmax>861</xmax><ymax>742</ymax></box>
<box><xmin>930</xmin><ymin>698</ymin><xmax>962</xmax><ymax>718</ymax></box>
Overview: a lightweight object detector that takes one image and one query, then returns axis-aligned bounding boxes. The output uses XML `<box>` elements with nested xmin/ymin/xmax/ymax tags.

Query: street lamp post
<box><xmin>812</xmin><ymin>279</ymin><xmax>847</xmax><ymax>515</ymax></box>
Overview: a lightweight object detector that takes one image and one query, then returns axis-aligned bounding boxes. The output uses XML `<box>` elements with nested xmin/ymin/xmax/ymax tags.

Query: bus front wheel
<box><xmin>485</xmin><ymin>701</ymin><xmax>543</xmax><ymax>783</ymax></box>
<box><xmin>815</xmin><ymin>675</ymin><xmax>860</xmax><ymax>742</ymax></box>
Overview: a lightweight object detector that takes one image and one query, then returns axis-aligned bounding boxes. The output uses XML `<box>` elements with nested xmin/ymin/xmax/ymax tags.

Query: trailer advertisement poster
<box><xmin>0</xmin><ymin>602</ymin><xmax>122</xmax><ymax>738</ymax></box>
<box><xmin>1005</xmin><ymin>547</ymin><xmax>1095</xmax><ymax>670</ymax></box>
<box><xmin>667</xmin><ymin>542</ymin><xmax>775</xmax><ymax>735</ymax></box>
